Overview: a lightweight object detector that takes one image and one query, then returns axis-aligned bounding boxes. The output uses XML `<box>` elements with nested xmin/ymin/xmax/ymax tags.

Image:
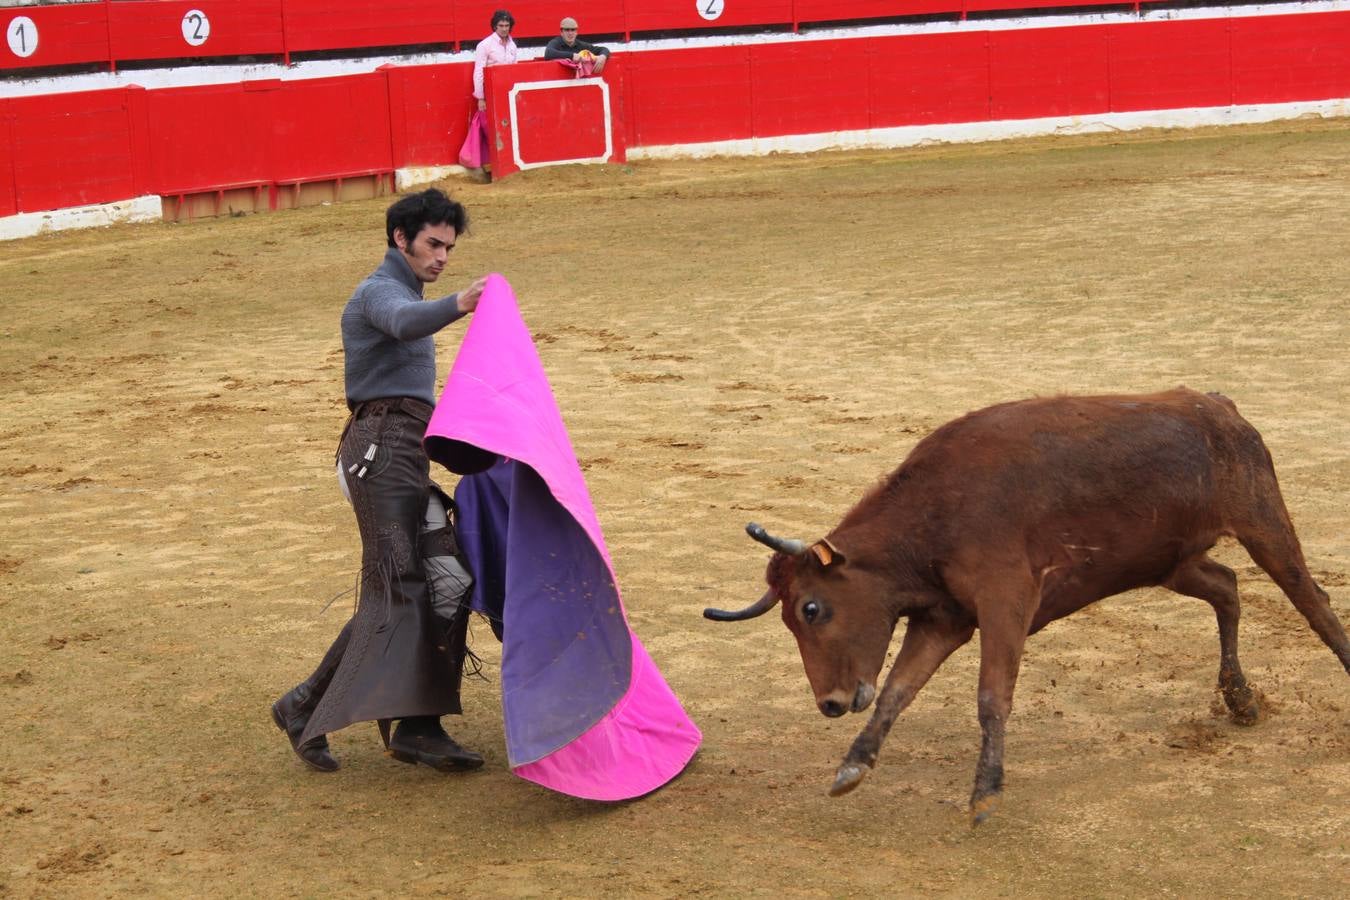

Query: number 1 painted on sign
<box><xmin>7</xmin><ymin>16</ymin><xmax>38</xmax><ymax>58</ymax></box>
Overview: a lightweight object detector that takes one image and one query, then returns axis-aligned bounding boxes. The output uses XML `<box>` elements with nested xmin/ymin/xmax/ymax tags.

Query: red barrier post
<box><xmin>124</xmin><ymin>84</ymin><xmax>151</xmax><ymax>199</ymax></box>
<box><xmin>0</xmin><ymin>99</ymin><xmax>17</xmax><ymax>217</ymax></box>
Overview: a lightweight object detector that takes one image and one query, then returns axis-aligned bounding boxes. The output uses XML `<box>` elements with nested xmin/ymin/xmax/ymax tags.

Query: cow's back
<box><xmin>841</xmin><ymin>388</ymin><xmax>1267</xmax><ymax>555</ymax></box>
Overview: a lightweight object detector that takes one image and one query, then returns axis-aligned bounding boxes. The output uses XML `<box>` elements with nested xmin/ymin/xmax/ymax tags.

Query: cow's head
<box><xmin>705</xmin><ymin>523</ymin><xmax>897</xmax><ymax>718</ymax></box>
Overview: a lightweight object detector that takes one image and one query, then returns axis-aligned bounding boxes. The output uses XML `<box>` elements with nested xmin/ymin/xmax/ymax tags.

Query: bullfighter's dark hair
<box><xmin>386</xmin><ymin>189</ymin><xmax>469</xmax><ymax>248</ymax></box>
<box><xmin>491</xmin><ymin>9</ymin><xmax>515</xmax><ymax>29</ymax></box>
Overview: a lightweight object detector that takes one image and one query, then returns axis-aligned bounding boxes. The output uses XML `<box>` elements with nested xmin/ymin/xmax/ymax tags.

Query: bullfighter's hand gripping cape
<box><xmin>423</xmin><ymin>274</ymin><xmax>701</xmax><ymax>800</ymax></box>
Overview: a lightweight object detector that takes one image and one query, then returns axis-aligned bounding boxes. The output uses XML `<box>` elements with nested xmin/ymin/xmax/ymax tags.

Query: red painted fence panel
<box><xmin>988</xmin><ymin>24</ymin><xmax>1111</xmax><ymax>120</ymax></box>
<box><xmin>868</xmin><ymin>30</ymin><xmax>991</xmax><ymax>126</ymax></box>
<box><xmin>107</xmin><ymin>0</ymin><xmax>285</xmax><ymax>63</ymax></box>
<box><xmin>282</xmin><ymin>0</ymin><xmax>454</xmax><ymax>54</ymax></box>
<box><xmin>750</xmin><ymin>39</ymin><xmax>872</xmax><ymax>138</ymax></box>
<box><xmin>0</xmin><ymin>101</ymin><xmax>15</xmax><ymax>217</ymax></box>
<box><xmin>138</xmin><ymin>83</ymin><xmax>273</xmax><ymax>194</ymax></box>
<box><xmin>385</xmin><ymin>62</ymin><xmax>476</xmax><ymax>168</ymax></box>
<box><xmin>964</xmin><ymin>0</ymin><xmax>1122</xmax><ymax>10</ymax></box>
<box><xmin>1109</xmin><ymin>18</ymin><xmax>1232</xmax><ymax>112</ymax></box>
<box><xmin>5</xmin><ymin>9</ymin><xmax>1350</xmax><ymax>215</ymax></box>
<box><xmin>1231</xmin><ymin>11</ymin><xmax>1350</xmax><ymax>104</ymax></box>
<box><xmin>1</xmin><ymin>2</ymin><xmax>110</xmax><ymax>71</ymax></box>
<box><xmin>624</xmin><ymin>0</ymin><xmax>794</xmax><ymax>35</ymax></box>
<box><xmin>623</xmin><ymin>46</ymin><xmax>754</xmax><ymax>146</ymax></box>
<box><xmin>268</xmin><ymin>74</ymin><xmax>394</xmax><ymax>183</ymax></box>
<box><xmin>793</xmin><ymin>0</ymin><xmax>962</xmax><ymax>25</ymax></box>
<box><xmin>9</xmin><ymin>89</ymin><xmax>136</xmax><ymax>212</ymax></box>
<box><xmin>451</xmin><ymin>1</ymin><xmax>628</xmax><ymax>43</ymax></box>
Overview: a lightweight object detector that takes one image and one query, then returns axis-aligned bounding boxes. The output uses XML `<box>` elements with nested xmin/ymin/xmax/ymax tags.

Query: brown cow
<box><xmin>705</xmin><ymin>388</ymin><xmax>1350</xmax><ymax>824</ymax></box>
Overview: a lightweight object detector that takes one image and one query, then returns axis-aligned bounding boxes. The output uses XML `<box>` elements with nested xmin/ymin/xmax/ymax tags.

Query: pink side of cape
<box><xmin>426</xmin><ymin>274</ymin><xmax>701</xmax><ymax>800</ymax></box>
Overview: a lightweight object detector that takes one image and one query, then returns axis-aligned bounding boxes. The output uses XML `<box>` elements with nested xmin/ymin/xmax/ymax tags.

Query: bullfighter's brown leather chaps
<box><xmin>299</xmin><ymin>399</ymin><xmax>467</xmax><ymax>747</ymax></box>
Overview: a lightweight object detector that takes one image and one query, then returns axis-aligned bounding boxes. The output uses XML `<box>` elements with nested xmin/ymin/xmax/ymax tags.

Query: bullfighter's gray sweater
<box><xmin>341</xmin><ymin>247</ymin><xmax>467</xmax><ymax>408</ymax></box>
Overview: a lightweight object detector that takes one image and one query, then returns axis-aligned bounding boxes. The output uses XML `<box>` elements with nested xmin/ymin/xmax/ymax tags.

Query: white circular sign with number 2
<box><xmin>7</xmin><ymin>16</ymin><xmax>38</xmax><ymax>58</ymax></box>
<box><xmin>697</xmin><ymin>0</ymin><xmax>725</xmax><ymax>21</ymax></box>
<box><xmin>181</xmin><ymin>10</ymin><xmax>211</xmax><ymax>47</ymax></box>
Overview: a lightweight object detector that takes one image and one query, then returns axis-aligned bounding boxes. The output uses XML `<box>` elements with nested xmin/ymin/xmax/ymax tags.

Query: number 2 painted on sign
<box><xmin>698</xmin><ymin>0</ymin><xmax>725</xmax><ymax>22</ymax></box>
<box><xmin>181</xmin><ymin>10</ymin><xmax>211</xmax><ymax>47</ymax></box>
<box><xmin>7</xmin><ymin>16</ymin><xmax>39</xmax><ymax>58</ymax></box>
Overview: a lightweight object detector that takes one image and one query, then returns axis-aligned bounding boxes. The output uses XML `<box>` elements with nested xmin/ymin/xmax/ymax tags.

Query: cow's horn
<box><xmin>746</xmin><ymin>522</ymin><xmax>808</xmax><ymax>555</ymax></box>
<box><xmin>704</xmin><ymin>589</ymin><xmax>780</xmax><ymax>622</ymax></box>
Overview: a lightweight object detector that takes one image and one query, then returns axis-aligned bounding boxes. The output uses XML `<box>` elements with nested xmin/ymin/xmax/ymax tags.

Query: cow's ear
<box><xmin>810</xmin><ymin>539</ymin><xmax>845</xmax><ymax>568</ymax></box>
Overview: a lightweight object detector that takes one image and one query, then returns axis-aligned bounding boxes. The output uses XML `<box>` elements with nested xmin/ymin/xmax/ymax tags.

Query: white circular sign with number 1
<box><xmin>697</xmin><ymin>0</ymin><xmax>725</xmax><ymax>21</ymax></box>
<box><xmin>7</xmin><ymin>16</ymin><xmax>38</xmax><ymax>58</ymax></box>
<box><xmin>182</xmin><ymin>10</ymin><xmax>211</xmax><ymax>47</ymax></box>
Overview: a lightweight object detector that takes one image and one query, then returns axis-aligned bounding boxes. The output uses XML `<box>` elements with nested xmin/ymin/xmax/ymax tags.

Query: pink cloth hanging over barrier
<box><xmin>424</xmin><ymin>274</ymin><xmax>701</xmax><ymax>800</ymax></box>
<box><xmin>458</xmin><ymin>110</ymin><xmax>488</xmax><ymax>169</ymax></box>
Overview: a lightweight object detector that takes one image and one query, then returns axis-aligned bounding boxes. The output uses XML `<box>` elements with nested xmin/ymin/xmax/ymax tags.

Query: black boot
<box><xmin>389</xmin><ymin>716</ymin><xmax>484</xmax><ymax>771</ymax></box>
<box><xmin>271</xmin><ymin>623</ymin><xmax>351</xmax><ymax>772</ymax></box>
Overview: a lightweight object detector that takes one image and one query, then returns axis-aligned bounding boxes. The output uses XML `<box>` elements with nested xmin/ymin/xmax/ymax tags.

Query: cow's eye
<box><xmin>802</xmin><ymin>600</ymin><xmax>821</xmax><ymax>624</ymax></box>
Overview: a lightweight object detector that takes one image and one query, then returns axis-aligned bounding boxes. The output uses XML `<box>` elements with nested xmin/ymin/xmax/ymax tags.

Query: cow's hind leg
<box><xmin>1235</xmin><ymin>502</ymin><xmax>1350</xmax><ymax>676</ymax></box>
<box><xmin>969</xmin><ymin>633</ymin><xmax>1026</xmax><ymax>825</ymax></box>
<box><xmin>968</xmin><ymin>584</ymin><xmax>1039</xmax><ymax>826</ymax></box>
<box><xmin>830</xmin><ymin>608</ymin><xmax>974</xmax><ymax>798</ymax></box>
<box><xmin>1165</xmin><ymin>554</ymin><xmax>1259</xmax><ymax>724</ymax></box>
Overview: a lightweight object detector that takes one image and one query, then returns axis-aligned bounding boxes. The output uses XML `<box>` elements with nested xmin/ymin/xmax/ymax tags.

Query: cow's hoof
<box><xmin>829</xmin><ymin>763</ymin><xmax>867</xmax><ymax>797</ymax></box>
<box><xmin>1230</xmin><ymin>700</ymin><xmax>1260</xmax><ymax>726</ymax></box>
<box><xmin>969</xmin><ymin>793</ymin><xmax>1000</xmax><ymax>826</ymax></box>
<box><xmin>1226</xmin><ymin>686</ymin><xmax>1262</xmax><ymax>726</ymax></box>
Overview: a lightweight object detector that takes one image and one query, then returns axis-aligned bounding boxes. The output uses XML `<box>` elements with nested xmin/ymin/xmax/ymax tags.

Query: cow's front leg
<box><xmin>831</xmin><ymin>611</ymin><xmax>974</xmax><ymax>797</ymax></box>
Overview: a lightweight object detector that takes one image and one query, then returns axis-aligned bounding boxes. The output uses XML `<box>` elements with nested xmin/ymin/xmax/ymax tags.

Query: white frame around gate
<box><xmin>508</xmin><ymin>78</ymin><xmax>613</xmax><ymax>171</ymax></box>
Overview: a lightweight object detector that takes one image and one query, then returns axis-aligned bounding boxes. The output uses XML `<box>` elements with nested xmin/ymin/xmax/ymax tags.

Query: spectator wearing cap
<box><xmin>473</xmin><ymin>9</ymin><xmax>519</xmax><ymax>112</ymax></box>
<box><xmin>543</xmin><ymin>16</ymin><xmax>610</xmax><ymax>76</ymax></box>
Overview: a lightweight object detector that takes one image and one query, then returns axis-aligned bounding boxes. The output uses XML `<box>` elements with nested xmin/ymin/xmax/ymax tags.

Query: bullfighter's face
<box><xmin>395</xmin><ymin>222</ymin><xmax>457</xmax><ymax>283</ymax></box>
<box><xmin>769</xmin><ymin>549</ymin><xmax>894</xmax><ymax>718</ymax></box>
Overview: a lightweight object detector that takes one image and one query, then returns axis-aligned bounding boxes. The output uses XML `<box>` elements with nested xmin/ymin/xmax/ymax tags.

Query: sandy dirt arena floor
<box><xmin>1</xmin><ymin>119</ymin><xmax>1348</xmax><ymax>897</ymax></box>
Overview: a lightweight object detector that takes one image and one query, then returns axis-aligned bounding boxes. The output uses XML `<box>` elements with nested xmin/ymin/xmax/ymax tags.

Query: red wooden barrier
<box><xmin>964</xmin><ymin>0</ymin><xmax>1124</xmax><ymax>11</ymax></box>
<box><xmin>793</xmin><ymin>0</ymin><xmax>961</xmax><ymax>26</ymax></box>
<box><xmin>988</xmin><ymin>24</ymin><xmax>1111</xmax><ymax>120</ymax></box>
<box><xmin>452</xmin><ymin>1</ymin><xmax>628</xmax><ymax>43</ymax></box>
<box><xmin>107</xmin><ymin>0</ymin><xmax>284</xmax><ymax>64</ymax></box>
<box><xmin>624</xmin><ymin>0</ymin><xmax>794</xmax><ymax>35</ymax></box>
<box><xmin>4</xmin><ymin>9</ymin><xmax>1350</xmax><ymax>216</ymax></box>
<box><xmin>269</xmin><ymin>74</ymin><xmax>394</xmax><ymax>183</ymax></box>
<box><xmin>623</xmin><ymin>45</ymin><xmax>754</xmax><ymax>146</ymax></box>
<box><xmin>0</xmin><ymin>101</ymin><xmax>16</xmax><ymax>216</ymax></box>
<box><xmin>1109</xmin><ymin>19</ymin><xmax>1233</xmax><ymax>112</ymax></box>
<box><xmin>9</xmin><ymin>89</ymin><xmax>136</xmax><ymax>211</ymax></box>
<box><xmin>482</xmin><ymin>59</ymin><xmax>627</xmax><ymax>179</ymax></box>
<box><xmin>1</xmin><ymin>2</ymin><xmax>110</xmax><ymax>71</ymax></box>
<box><xmin>750</xmin><ymin>39</ymin><xmax>872</xmax><ymax>138</ymax></box>
<box><xmin>137</xmin><ymin>82</ymin><xmax>274</xmax><ymax>195</ymax></box>
<box><xmin>281</xmin><ymin>0</ymin><xmax>455</xmax><ymax>55</ymax></box>
<box><xmin>867</xmin><ymin>30</ymin><xmax>991</xmax><ymax>126</ymax></box>
<box><xmin>6</xmin><ymin>2</ymin><xmax>1336</xmax><ymax>74</ymax></box>
<box><xmin>1231</xmin><ymin>11</ymin><xmax>1350</xmax><ymax>104</ymax></box>
<box><xmin>385</xmin><ymin>62</ymin><xmax>477</xmax><ymax>169</ymax></box>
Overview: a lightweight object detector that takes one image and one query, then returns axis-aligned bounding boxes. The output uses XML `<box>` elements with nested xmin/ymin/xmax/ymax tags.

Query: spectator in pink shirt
<box><xmin>473</xmin><ymin>10</ymin><xmax>518</xmax><ymax>112</ymax></box>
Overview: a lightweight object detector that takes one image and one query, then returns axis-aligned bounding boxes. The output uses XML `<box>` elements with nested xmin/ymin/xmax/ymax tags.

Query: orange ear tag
<box><xmin>810</xmin><ymin>542</ymin><xmax>833</xmax><ymax>566</ymax></box>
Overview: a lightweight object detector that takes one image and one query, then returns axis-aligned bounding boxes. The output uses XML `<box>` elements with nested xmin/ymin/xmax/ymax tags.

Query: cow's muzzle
<box><xmin>818</xmin><ymin>682</ymin><xmax>877</xmax><ymax>717</ymax></box>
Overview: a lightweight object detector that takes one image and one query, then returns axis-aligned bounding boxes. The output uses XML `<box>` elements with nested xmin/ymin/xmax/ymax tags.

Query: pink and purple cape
<box><xmin>424</xmin><ymin>274</ymin><xmax>701</xmax><ymax>800</ymax></box>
